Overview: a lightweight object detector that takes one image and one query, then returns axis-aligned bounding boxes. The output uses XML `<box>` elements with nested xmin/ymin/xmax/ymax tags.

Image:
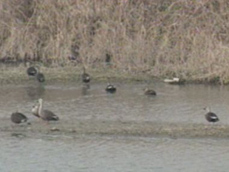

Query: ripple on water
<box><xmin>0</xmin><ymin>134</ymin><xmax>229</xmax><ymax>172</ymax></box>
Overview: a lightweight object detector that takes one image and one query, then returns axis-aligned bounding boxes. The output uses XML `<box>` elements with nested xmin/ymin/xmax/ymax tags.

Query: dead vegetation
<box><xmin>1</xmin><ymin>0</ymin><xmax>229</xmax><ymax>83</ymax></box>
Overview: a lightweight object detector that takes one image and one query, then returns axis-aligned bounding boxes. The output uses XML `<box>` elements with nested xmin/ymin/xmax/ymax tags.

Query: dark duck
<box><xmin>106</xmin><ymin>83</ymin><xmax>116</xmax><ymax>93</ymax></box>
<box><xmin>81</xmin><ymin>67</ymin><xmax>90</xmax><ymax>83</ymax></box>
<box><xmin>11</xmin><ymin>112</ymin><xmax>30</xmax><ymax>125</ymax></box>
<box><xmin>27</xmin><ymin>66</ymin><xmax>38</xmax><ymax>77</ymax></box>
<box><xmin>203</xmin><ymin>107</ymin><xmax>219</xmax><ymax>123</ymax></box>
<box><xmin>36</xmin><ymin>72</ymin><xmax>45</xmax><ymax>83</ymax></box>
<box><xmin>144</xmin><ymin>88</ymin><xmax>156</xmax><ymax>96</ymax></box>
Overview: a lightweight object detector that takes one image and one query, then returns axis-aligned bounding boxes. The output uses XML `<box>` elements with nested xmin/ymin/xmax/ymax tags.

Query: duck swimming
<box><xmin>27</xmin><ymin>66</ymin><xmax>38</xmax><ymax>76</ymax></box>
<box><xmin>144</xmin><ymin>88</ymin><xmax>156</xmax><ymax>96</ymax></box>
<box><xmin>106</xmin><ymin>83</ymin><xmax>116</xmax><ymax>93</ymax></box>
<box><xmin>36</xmin><ymin>72</ymin><xmax>45</xmax><ymax>82</ymax></box>
<box><xmin>203</xmin><ymin>107</ymin><xmax>219</xmax><ymax>123</ymax></box>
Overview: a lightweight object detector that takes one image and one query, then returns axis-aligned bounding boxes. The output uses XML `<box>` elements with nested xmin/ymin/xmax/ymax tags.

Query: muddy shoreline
<box><xmin>2</xmin><ymin>119</ymin><xmax>229</xmax><ymax>139</ymax></box>
<box><xmin>0</xmin><ymin>65</ymin><xmax>223</xmax><ymax>85</ymax></box>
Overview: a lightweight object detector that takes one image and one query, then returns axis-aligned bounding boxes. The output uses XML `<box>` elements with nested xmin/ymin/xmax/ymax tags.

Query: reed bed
<box><xmin>0</xmin><ymin>0</ymin><xmax>229</xmax><ymax>83</ymax></box>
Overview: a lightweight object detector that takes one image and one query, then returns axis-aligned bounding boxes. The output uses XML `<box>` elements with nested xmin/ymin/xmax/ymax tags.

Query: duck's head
<box><xmin>203</xmin><ymin>107</ymin><xmax>210</xmax><ymax>112</ymax></box>
<box><xmin>143</xmin><ymin>88</ymin><xmax>149</xmax><ymax>92</ymax></box>
<box><xmin>32</xmin><ymin>105</ymin><xmax>39</xmax><ymax>114</ymax></box>
<box><xmin>38</xmin><ymin>98</ymin><xmax>43</xmax><ymax>104</ymax></box>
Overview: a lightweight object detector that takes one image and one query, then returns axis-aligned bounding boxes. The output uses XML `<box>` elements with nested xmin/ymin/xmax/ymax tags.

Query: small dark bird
<box><xmin>106</xmin><ymin>83</ymin><xmax>116</xmax><ymax>93</ymax></box>
<box><xmin>144</xmin><ymin>88</ymin><xmax>156</xmax><ymax>96</ymax></box>
<box><xmin>203</xmin><ymin>107</ymin><xmax>219</xmax><ymax>123</ymax></box>
<box><xmin>105</xmin><ymin>53</ymin><xmax>111</xmax><ymax>64</ymax></box>
<box><xmin>27</xmin><ymin>66</ymin><xmax>38</xmax><ymax>76</ymax></box>
<box><xmin>11</xmin><ymin>112</ymin><xmax>30</xmax><ymax>125</ymax></box>
<box><xmin>82</xmin><ymin>67</ymin><xmax>90</xmax><ymax>83</ymax></box>
<box><xmin>36</xmin><ymin>73</ymin><xmax>45</xmax><ymax>82</ymax></box>
<box><xmin>34</xmin><ymin>98</ymin><xmax>59</xmax><ymax>122</ymax></box>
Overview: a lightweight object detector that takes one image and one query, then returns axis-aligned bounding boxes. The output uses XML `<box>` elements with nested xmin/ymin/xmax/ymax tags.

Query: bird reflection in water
<box><xmin>25</xmin><ymin>85</ymin><xmax>45</xmax><ymax>100</ymax></box>
<box><xmin>81</xmin><ymin>84</ymin><xmax>90</xmax><ymax>96</ymax></box>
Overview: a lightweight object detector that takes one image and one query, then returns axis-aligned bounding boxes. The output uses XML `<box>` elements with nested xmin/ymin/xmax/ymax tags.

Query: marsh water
<box><xmin>1</xmin><ymin>81</ymin><xmax>229</xmax><ymax>171</ymax></box>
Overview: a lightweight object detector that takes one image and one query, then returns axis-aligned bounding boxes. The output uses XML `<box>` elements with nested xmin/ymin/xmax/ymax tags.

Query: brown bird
<box><xmin>32</xmin><ymin>99</ymin><xmax>59</xmax><ymax>122</ymax></box>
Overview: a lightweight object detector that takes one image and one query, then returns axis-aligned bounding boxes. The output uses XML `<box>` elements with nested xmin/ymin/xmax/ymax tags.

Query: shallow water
<box><xmin>1</xmin><ymin>81</ymin><xmax>229</xmax><ymax>171</ymax></box>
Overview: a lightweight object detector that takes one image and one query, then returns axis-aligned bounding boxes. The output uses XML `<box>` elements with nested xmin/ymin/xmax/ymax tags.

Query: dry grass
<box><xmin>1</xmin><ymin>0</ymin><xmax>229</xmax><ymax>83</ymax></box>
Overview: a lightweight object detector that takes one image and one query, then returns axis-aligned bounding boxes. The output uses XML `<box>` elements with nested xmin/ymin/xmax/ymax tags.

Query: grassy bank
<box><xmin>1</xmin><ymin>0</ymin><xmax>229</xmax><ymax>84</ymax></box>
<box><xmin>0</xmin><ymin>64</ymin><xmax>155</xmax><ymax>84</ymax></box>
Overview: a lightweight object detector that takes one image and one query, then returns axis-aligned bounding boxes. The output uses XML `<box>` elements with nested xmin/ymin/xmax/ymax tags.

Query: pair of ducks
<box><xmin>82</xmin><ymin>67</ymin><xmax>117</xmax><ymax>93</ymax></box>
<box><xmin>11</xmin><ymin>98</ymin><xmax>59</xmax><ymax>125</ymax></box>
<box><xmin>27</xmin><ymin>66</ymin><xmax>45</xmax><ymax>82</ymax></box>
<box><xmin>144</xmin><ymin>88</ymin><xmax>218</xmax><ymax>123</ymax></box>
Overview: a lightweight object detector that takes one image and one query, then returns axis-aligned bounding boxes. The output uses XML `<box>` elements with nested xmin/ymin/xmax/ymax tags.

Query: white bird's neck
<box><xmin>38</xmin><ymin>100</ymin><xmax>43</xmax><ymax>115</ymax></box>
<box><xmin>205</xmin><ymin>107</ymin><xmax>211</xmax><ymax>112</ymax></box>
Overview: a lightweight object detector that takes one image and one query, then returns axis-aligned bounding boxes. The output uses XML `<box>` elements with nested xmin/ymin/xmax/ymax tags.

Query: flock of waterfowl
<box><xmin>10</xmin><ymin>66</ymin><xmax>219</xmax><ymax>127</ymax></box>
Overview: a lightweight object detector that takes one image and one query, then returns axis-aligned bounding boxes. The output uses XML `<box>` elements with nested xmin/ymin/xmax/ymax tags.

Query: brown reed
<box><xmin>0</xmin><ymin>0</ymin><xmax>229</xmax><ymax>83</ymax></box>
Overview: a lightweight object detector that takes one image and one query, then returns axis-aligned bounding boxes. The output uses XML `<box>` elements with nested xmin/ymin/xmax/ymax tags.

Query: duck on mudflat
<box><xmin>33</xmin><ymin>98</ymin><xmax>59</xmax><ymax>122</ymax></box>
<box><xmin>27</xmin><ymin>66</ymin><xmax>38</xmax><ymax>76</ymax></box>
<box><xmin>82</xmin><ymin>66</ymin><xmax>90</xmax><ymax>83</ymax></box>
<box><xmin>11</xmin><ymin>112</ymin><xmax>30</xmax><ymax>125</ymax></box>
<box><xmin>36</xmin><ymin>72</ymin><xmax>45</xmax><ymax>83</ymax></box>
<box><xmin>203</xmin><ymin>107</ymin><xmax>219</xmax><ymax>123</ymax></box>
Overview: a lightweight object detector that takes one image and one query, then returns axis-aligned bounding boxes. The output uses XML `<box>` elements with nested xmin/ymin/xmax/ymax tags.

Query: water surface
<box><xmin>1</xmin><ymin>81</ymin><xmax>229</xmax><ymax>171</ymax></box>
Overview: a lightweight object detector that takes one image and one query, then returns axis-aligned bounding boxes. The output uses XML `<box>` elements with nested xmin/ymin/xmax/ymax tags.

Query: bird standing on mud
<box><xmin>82</xmin><ymin>66</ymin><xmax>90</xmax><ymax>83</ymax></box>
<box><xmin>203</xmin><ymin>107</ymin><xmax>219</xmax><ymax>123</ymax></box>
<box><xmin>27</xmin><ymin>66</ymin><xmax>38</xmax><ymax>76</ymax></box>
<box><xmin>11</xmin><ymin>112</ymin><xmax>30</xmax><ymax>125</ymax></box>
<box><xmin>32</xmin><ymin>98</ymin><xmax>59</xmax><ymax>122</ymax></box>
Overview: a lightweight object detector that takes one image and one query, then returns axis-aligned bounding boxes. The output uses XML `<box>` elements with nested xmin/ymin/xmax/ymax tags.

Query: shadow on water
<box><xmin>81</xmin><ymin>84</ymin><xmax>90</xmax><ymax>96</ymax></box>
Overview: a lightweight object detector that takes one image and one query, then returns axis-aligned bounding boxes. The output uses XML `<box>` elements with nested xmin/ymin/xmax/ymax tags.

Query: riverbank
<box><xmin>1</xmin><ymin>1</ymin><xmax>229</xmax><ymax>84</ymax></box>
<box><xmin>0</xmin><ymin>64</ymin><xmax>158</xmax><ymax>84</ymax></box>
<box><xmin>0</xmin><ymin>64</ymin><xmax>226</xmax><ymax>85</ymax></box>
